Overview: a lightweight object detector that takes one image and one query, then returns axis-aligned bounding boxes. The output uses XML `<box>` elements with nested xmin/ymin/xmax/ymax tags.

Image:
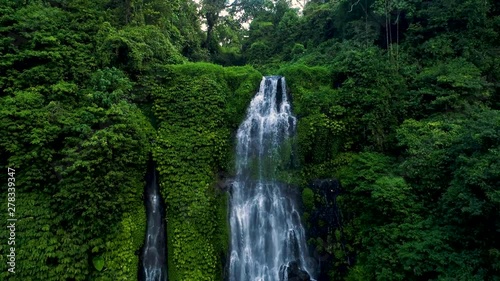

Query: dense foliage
<box><xmin>259</xmin><ymin>1</ymin><xmax>499</xmax><ymax>280</ymax></box>
<box><xmin>0</xmin><ymin>0</ymin><xmax>499</xmax><ymax>280</ymax></box>
<box><xmin>0</xmin><ymin>0</ymin><xmax>185</xmax><ymax>280</ymax></box>
<box><xmin>148</xmin><ymin>63</ymin><xmax>260</xmax><ymax>280</ymax></box>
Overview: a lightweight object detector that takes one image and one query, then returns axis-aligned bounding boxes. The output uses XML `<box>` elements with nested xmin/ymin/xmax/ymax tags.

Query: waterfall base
<box><xmin>282</xmin><ymin>261</ymin><xmax>311</xmax><ymax>281</ymax></box>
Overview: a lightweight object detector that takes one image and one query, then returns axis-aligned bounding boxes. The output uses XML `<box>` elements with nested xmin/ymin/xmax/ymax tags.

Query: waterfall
<box><xmin>229</xmin><ymin>76</ymin><xmax>315</xmax><ymax>281</ymax></box>
<box><xmin>140</xmin><ymin>161</ymin><xmax>167</xmax><ymax>281</ymax></box>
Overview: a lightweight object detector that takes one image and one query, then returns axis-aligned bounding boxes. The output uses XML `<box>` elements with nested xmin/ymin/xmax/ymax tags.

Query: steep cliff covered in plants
<box><xmin>148</xmin><ymin>63</ymin><xmax>261</xmax><ymax>280</ymax></box>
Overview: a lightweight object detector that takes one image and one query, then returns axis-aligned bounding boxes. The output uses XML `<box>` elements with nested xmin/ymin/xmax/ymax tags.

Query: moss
<box><xmin>215</xmin><ymin>192</ymin><xmax>230</xmax><ymax>252</ymax></box>
<box><xmin>302</xmin><ymin>188</ymin><xmax>315</xmax><ymax>211</ymax></box>
<box><xmin>97</xmin><ymin>201</ymin><xmax>146</xmax><ymax>281</ymax></box>
<box><xmin>166</xmin><ymin>220</ymin><xmax>179</xmax><ymax>281</ymax></box>
<box><xmin>224</xmin><ymin>65</ymin><xmax>262</xmax><ymax>129</ymax></box>
<box><xmin>278</xmin><ymin>64</ymin><xmax>331</xmax><ymax>89</ymax></box>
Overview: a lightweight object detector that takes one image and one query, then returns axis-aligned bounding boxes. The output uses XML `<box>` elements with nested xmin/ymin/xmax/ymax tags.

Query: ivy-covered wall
<box><xmin>0</xmin><ymin>68</ymin><xmax>154</xmax><ymax>280</ymax></box>
<box><xmin>148</xmin><ymin>63</ymin><xmax>261</xmax><ymax>280</ymax></box>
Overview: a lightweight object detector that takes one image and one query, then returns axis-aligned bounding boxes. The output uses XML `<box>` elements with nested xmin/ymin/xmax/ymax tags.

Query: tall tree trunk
<box><xmin>204</xmin><ymin>12</ymin><xmax>217</xmax><ymax>54</ymax></box>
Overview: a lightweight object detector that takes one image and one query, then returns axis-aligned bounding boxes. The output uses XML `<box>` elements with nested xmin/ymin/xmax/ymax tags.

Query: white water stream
<box><xmin>229</xmin><ymin>76</ymin><xmax>315</xmax><ymax>281</ymax></box>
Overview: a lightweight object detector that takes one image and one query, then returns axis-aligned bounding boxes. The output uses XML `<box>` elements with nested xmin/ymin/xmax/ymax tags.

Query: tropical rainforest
<box><xmin>0</xmin><ymin>0</ymin><xmax>499</xmax><ymax>280</ymax></box>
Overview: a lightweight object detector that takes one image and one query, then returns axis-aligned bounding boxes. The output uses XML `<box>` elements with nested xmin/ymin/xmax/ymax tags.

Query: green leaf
<box><xmin>92</xmin><ymin>256</ymin><xmax>104</xmax><ymax>271</ymax></box>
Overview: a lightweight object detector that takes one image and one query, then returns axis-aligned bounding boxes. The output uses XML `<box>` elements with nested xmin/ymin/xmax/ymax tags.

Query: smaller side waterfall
<box><xmin>140</xmin><ymin>161</ymin><xmax>167</xmax><ymax>281</ymax></box>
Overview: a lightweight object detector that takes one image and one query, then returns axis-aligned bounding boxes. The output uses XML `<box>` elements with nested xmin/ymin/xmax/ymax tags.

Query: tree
<box><xmin>201</xmin><ymin>0</ymin><xmax>269</xmax><ymax>54</ymax></box>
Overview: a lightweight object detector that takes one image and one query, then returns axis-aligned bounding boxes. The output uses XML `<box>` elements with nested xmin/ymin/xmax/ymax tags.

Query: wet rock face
<box><xmin>309</xmin><ymin>179</ymin><xmax>342</xmax><ymax>230</ymax></box>
<box><xmin>216</xmin><ymin>171</ymin><xmax>233</xmax><ymax>192</ymax></box>
<box><xmin>305</xmin><ymin>179</ymin><xmax>344</xmax><ymax>280</ymax></box>
<box><xmin>311</xmin><ymin>179</ymin><xmax>341</xmax><ymax>201</ymax></box>
<box><xmin>217</xmin><ymin>178</ymin><xmax>234</xmax><ymax>192</ymax></box>
<box><xmin>286</xmin><ymin>261</ymin><xmax>311</xmax><ymax>281</ymax></box>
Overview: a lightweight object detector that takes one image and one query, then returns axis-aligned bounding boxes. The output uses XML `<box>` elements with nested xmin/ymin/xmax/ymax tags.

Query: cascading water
<box><xmin>140</xmin><ymin>161</ymin><xmax>167</xmax><ymax>281</ymax></box>
<box><xmin>229</xmin><ymin>76</ymin><xmax>315</xmax><ymax>281</ymax></box>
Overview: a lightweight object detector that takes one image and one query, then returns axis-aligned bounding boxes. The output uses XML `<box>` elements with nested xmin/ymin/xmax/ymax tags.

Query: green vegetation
<box><xmin>0</xmin><ymin>0</ymin><xmax>499</xmax><ymax>280</ymax></box>
<box><xmin>150</xmin><ymin>63</ymin><xmax>260</xmax><ymax>280</ymax></box>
